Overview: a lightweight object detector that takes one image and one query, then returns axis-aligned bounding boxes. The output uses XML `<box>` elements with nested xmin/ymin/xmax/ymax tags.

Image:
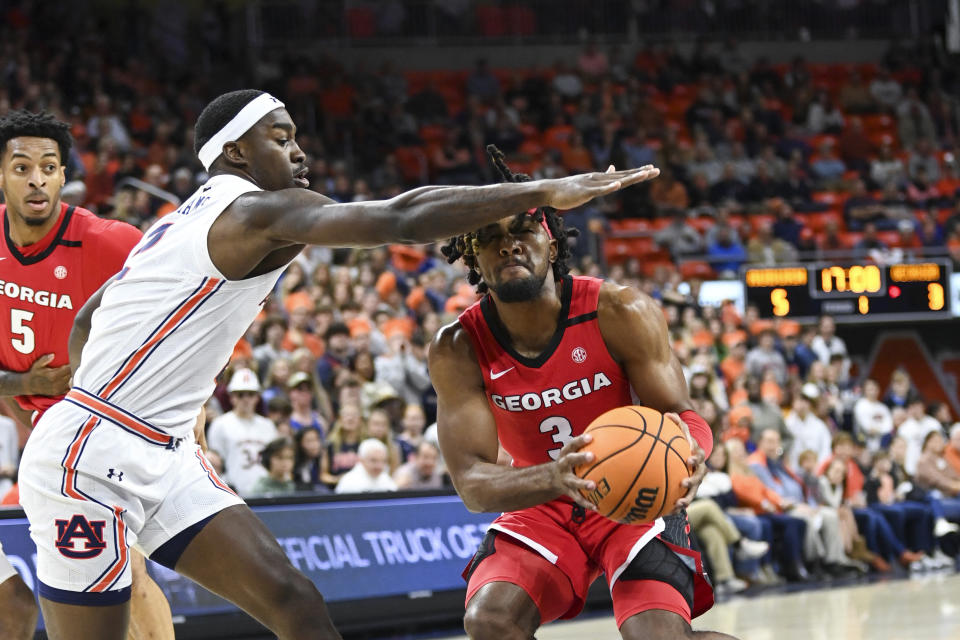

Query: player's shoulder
<box><xmin>597</xmin><ymin>280</ymin><xmax>660</xmax><ymax>320</ymax></box>
<box><xmin>428</xmin><ymin>320</ymin><xmax>474</xmax><ymax>361</ymax></box>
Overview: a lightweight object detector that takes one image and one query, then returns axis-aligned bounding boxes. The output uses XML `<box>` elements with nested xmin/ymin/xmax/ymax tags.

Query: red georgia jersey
<box><xmin>0</xmin><ymin>203</ymin><xmax>142</xmax><ymax>414</ymax></box>
<box><xmin>458</xmin><ymin>275</ymin><xmax>634</xmax><ymax>468</ymax></box>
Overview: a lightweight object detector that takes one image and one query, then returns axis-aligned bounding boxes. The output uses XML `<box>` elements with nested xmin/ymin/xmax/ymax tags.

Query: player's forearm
<box><xmin>386</xmin><ymin>182</ymin><xmax>550</xmax><ymax>243</ymax></box>
<box><xmin>454</xmin><ymin>460</ymin><xmax>563</xmax><ymax>513</ymax></box>
<box><xmin>0</xmin><ymin>371</ymin><xmax>28</xmax><ymax>396</ymax></box>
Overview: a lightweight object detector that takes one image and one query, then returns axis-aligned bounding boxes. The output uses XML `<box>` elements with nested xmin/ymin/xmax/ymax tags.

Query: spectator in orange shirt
<box><xmin>720</xmin><ymin>339</ymin><xmax>748</xmax><ymax>388</ymax></box>
<box><xmin>723</xmin><ymin>439</ymin><xmax>810</xmax><ymax>581</ymax></box>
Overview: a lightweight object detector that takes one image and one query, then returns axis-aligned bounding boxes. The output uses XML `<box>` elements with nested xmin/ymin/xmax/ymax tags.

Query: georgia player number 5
<box><xmin>10</xmin><ymin>308</ymin><xmax>34</xmax><ymax>354</ymax></box>
<box><xmin>540</xmin><ymin>416</ymin><xmax>574</xmax><ymax>460</ymax></box>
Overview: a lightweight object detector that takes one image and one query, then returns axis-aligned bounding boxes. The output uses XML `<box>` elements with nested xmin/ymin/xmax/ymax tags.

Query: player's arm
<box><xmin>428</xmin><ymin>323</ymin><xmax>597</xmax><ymax>513</ymax></box>
<box><xmin>242</xmin><ymin>167</ymin><xmax>658</xmax><ymax>248</ymax></box>
<box><xmin>68</xmin><ymin>276</ymin><xmax>115</xmax><ymax>376</ymax></box>
<box><xmin>597</xmin><ymin>283</ymin><xmax>712</xmax><ymax>510</ymax></box>
<box><xmin>0</xmin><ymin>355</ymin><xmax>72</xmax><ymax>398</ymax></box>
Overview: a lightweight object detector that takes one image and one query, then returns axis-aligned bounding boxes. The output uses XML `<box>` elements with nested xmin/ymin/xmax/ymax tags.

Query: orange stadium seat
<box><xmin>609</xmin><ymin>218</ymin><xmax>652</xmax><ymax>233</ymax></box>
<box><xmin>679</xmin><ymin>260</ymin><xmax>717</xmax><ymax>281</ymax></box>
<box><xmin>807</xmin><ymin>210</ymin><xmax>845</xmax><ymax>232</ymax></box>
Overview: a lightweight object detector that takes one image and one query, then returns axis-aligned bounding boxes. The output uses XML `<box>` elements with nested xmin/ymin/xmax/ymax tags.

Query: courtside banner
<box><xmin>0</xmin><ymin>493</ymin><xmax>493</xmax><ymax>625</ymax></box>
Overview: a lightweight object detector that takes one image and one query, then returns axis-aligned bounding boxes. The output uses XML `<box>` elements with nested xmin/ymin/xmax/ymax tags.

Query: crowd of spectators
<box><xmin>3</xmin><ymin>4</ymin><xmax>960</xmax><ymax>593</ymax></box>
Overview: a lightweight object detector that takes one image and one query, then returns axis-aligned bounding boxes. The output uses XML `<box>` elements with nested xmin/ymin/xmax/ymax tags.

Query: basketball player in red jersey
<box><xmin>24</xmin><ymin>90</ymin><xmax>658</xmax><ymax>640</ymax></box>
<box><xmin>429</xmin><ymin>146</ymin><xmax>738</xmax><ymax>640</ymax></box>
<box><xmin>0</xmin><ymin>110</ymin><xmax>175</xmax><ymax>640</ymax></box>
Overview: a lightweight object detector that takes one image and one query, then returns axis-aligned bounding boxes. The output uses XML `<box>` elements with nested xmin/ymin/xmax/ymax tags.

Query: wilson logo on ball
<box><xmin>622</xmin><ymin>487</ymin><xmax>660</xmax><ymax>524</ymax></box>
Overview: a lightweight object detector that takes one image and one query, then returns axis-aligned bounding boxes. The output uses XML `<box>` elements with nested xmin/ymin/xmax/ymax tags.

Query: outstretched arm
<box><xmin>242</xmin><ymin>166</ymin><xmax>658</xmax><ymax>248</ymax></box>
<box><xmin>428</xmin><ymin>323</ymin><xmax>598</xmax><ymax>513</ymax></box>
<box><xmin>598</xmin><ymin>283</ymin><xmax>712</xmax><ymax>510</ymax></box>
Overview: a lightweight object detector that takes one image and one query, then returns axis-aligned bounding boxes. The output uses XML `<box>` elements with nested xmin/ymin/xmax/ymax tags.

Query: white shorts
<box><xmin>19</xmin><ymin>392</ymin><xmax>243</xmax><ymax>605</ymax></box>
<box><xmin>0</xmin><ymin>542</ymin><xmax>18</xmax><ymax>585</ymax></box>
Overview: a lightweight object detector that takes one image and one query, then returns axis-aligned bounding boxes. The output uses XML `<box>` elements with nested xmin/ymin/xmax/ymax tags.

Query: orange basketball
<box><xmin>574</xmin><ymin>406</ymin><xmax>691</xmax><ymax>525</ymax></box>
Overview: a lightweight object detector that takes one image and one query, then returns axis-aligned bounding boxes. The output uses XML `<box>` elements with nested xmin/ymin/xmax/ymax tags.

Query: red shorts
<box><xmin>463</xmin><ymin>500</ymin><xmax>713</xmax><ymax>627</ymax></box>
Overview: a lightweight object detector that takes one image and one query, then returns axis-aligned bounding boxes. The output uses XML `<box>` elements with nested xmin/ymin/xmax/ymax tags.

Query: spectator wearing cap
<box><xmin>394</xmin><ymin>440</ymin><xmax>445</xmax><ymax>490</ymax></box>
<box><xmin>785</xmin><ymin>384</ymin><xmax>833</xmax><ymax>469</ymax></box>
<box><xmin>854</xmin><ymin>379</ymin><xmax>894</xmax><ymax>453</ymax></box>
<box><xmin>745</xmin><ymin>329</ymin><xmax>788</xmax><ymax>386</ymax></box>
<box><xmin>206</xmin><ymin>369</ymin><xmax>279</xmax><ymax>497</ymax></box>
<box><xmin>287</xmin><ymin>371</ymin><xmax>328</xmax><ymax>436</ymax></box>
<box><xmin>335</xmin><ymin>439</ymin><xmax>398</xmax><ymax>494</ymax></box>
<box><xmin>317</xmin><ymin>322</ymin><xmax>353</xmax><ymax>390</ymax></box>
<box><xmin>374</xmin><ymin>322</ymin><xmax>431</xmax><ymax>406</ymax></box>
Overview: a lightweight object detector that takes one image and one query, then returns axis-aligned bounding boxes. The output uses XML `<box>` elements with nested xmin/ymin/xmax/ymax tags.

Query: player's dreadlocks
<box><xmin>0</xmin><ymin>110</ymin><xmax>73</xmax><ymax>162</ymax></box>
<box><xmin>440</xmin><ymin>144</ymin><xmax>578</xmax><ymax>294</ymax></box>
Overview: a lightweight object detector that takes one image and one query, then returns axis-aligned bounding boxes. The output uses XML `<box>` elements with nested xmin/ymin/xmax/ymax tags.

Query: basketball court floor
<box><xmin>431</xmin><ymin>573</ymin><xmax>960</xmax><ymax>640</ymax></box>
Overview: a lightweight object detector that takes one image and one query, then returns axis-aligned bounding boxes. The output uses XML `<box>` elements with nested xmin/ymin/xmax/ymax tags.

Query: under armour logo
<box><xmin>55</xmin><ymin>515</ymin><xmax>107</xmax><ymax>559</ymax></box>
<box><xmin>107</xmin><ymin>468</ymin><xmax>123</xmax><ymax>481</ymax></box>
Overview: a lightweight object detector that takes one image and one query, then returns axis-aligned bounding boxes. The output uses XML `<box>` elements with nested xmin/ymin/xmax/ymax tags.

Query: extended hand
<box><xmin>542</xmin><ymin>165</ymin><xmax>660</xmax><ymax>211</ymax></box>
<box><xmin>24</xmin><ymin>354</ymin><xmax>72</xmax><ymax>396</ymax></box>
<box><xmin>550</xmin><ymin>434</ymin><xmax>600</xmax><ymax>511</ymax></box>
<box><xmin>666</xmin><ymin>412</ymin><xmax>706</xmax><ymax>513</ymax></box>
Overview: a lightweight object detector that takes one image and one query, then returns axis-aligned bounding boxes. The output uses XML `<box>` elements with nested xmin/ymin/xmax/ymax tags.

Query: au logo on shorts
<box><xmin>55</xmin><ymin>515</ymin><xmax>107</xmax><ymax>559</ymax></box>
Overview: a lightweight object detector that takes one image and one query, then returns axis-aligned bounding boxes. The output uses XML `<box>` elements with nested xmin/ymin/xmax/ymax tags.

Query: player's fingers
<box><xmin>616</xmin><ymin>167</ymin><xmax>660</xmax><ymax>186</ymax></box>
<box><xmin>559</xmin><ymin>451</ymin><xmax>595</xmax><ymax>471</ymax></box>
<box><xmin>606</xmin><ymin>164</ymin><xmax>616</xmax><ymax>173</ymax></box>
<box><xmin>33</xmin><ymin>354</ymin><xmax>56</xmax><ymax>368</ymax></box>
<box><xmin>558</xmin><ymin>433</ymin><xmax>592</xmax><ymax>456</ymax></box>
<box><xmin>566</xmin><ymin>488</ymin><xmax>599</xmax><ymax>511</ymax></box>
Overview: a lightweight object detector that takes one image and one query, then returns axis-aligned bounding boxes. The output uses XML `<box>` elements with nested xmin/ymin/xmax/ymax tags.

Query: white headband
<box><xmin>197</xmin><ymin>93</ymin><xmax>286</xmax><ymax>170</ymax></box>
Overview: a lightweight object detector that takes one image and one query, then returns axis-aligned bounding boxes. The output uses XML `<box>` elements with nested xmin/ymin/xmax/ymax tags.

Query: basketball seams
<box><xmin>578</xmin><ymin>432</ymin><xmax>646</xmax><ymax>478</ymax></box>
<box><xmin>604</xmin><ymin>411</ymin><xmax>664</xmax><ymax>520</ymax></box>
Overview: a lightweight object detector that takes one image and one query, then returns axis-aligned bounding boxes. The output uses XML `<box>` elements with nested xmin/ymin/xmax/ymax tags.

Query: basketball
<box><xmin>574</xmin><ymin>406</ymin><xmax>691</xmax><ymax>525</ymax></box>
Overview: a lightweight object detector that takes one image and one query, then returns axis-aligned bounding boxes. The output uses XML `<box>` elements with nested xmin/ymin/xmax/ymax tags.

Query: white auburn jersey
<box><xmin>73</xmin><ymin>174</ymin><xmax>285</xmax><ymax>439</ymax></box>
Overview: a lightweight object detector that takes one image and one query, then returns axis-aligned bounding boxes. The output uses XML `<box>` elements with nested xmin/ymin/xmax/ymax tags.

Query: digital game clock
<box><xmin>742</xmin><ymin>261</ymin><xmax>953</xmax><ymax>323</ymax></box>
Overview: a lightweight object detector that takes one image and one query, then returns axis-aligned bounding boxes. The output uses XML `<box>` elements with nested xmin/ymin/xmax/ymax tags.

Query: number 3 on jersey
<box><xmin>10</xmin><ymin>309</ymin><xmax>34</xmax><ymax>354</ymax></box>
<box><xmin>540</xmin><ymin>416</ymin><xmax>574</xmax><ymax>460</ymax></box>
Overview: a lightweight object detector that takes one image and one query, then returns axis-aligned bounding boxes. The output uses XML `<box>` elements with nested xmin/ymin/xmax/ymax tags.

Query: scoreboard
<box><xmin>743</xmin><ymin>261</ymin><xmax>953</xmax><ymax>322</ymax></box>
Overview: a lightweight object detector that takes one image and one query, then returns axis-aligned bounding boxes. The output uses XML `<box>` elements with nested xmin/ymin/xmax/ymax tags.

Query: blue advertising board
<box><xmin>0</xmin><ymin>493</ymin><xmax>494</xmax><ymax>629</ymax></box>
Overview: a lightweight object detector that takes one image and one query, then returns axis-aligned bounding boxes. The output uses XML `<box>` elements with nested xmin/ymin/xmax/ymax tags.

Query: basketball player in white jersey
<box><xmin>16</xmin><ymin>90</ymin><xmax>659</xmax><ymax>639</ymax></box>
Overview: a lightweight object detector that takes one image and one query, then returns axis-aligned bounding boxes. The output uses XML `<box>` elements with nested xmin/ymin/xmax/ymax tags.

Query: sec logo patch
<box><xmin>571</xmin><ymin>347</ymin><xmax>587</xmax><ymax>363</ymax></box>
<box><xmin>54</xmin><ymin>266</ymin><xmax>67</xmax><ymax>279</ymax></box>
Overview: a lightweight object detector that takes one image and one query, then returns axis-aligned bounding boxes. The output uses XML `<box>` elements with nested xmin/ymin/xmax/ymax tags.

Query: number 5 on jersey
<box><xmin>10</xmin><ymin>308</ymin><xmax>34</xmax><ymax>354</ymax></box>
<box><xmin>540</xmin><ymin>416</ymin><xmax>574</xmax><ymax>460</ymax></box>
